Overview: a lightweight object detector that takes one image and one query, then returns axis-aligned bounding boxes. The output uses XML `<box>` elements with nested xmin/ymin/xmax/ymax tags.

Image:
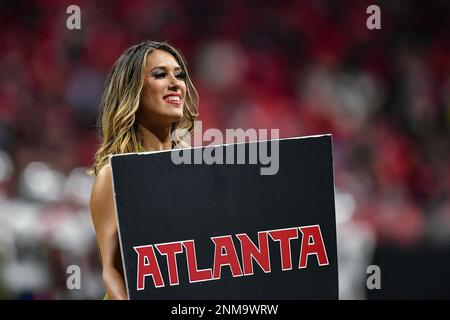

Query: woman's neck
<box><xmin>138</xmin><ymin>123</ymin><xmax>173</xmax><ymax>151</ymax></box>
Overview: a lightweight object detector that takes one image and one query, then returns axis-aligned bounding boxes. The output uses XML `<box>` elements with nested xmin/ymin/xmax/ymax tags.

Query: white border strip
<box><xmin>110</xmin><ymin>134</ymin><xmax>332</xmax><ymax>159</ymax></box>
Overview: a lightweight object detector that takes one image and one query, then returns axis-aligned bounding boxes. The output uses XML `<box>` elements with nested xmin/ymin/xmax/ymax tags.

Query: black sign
<box><xmin>110</xmin><ymin>135</ymin><xmax>338</xmax><ymax>299</ymax></box>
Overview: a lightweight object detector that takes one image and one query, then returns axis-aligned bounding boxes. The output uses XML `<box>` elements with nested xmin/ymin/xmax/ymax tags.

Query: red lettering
<box><xmin>134</xmin><ymin>245</ymin><xmax>164</xmax><ymax>289</ymax></box>
<box><xmin>212</xmin><ymin>235</ymin><xmax>243</xmax><ymax>279</ymax></box>
<box><xmin>298</xmin><ymin>225</ymin><xmax>329</xmax><ymax>268</ymax></box>
<box><xmin>268</xmin><ymin>228</ymin><xmax>298</xmax><ymax>271</ymax></box>
<box><xmin>182</xmin><ymin>240</ymin><xmax>213</xmax><ymax>283</ymax></box>
<box><xmin>155</xmin><ymin>242</ymin><xmax>183</xmax><ymax>286</ymax></box>
<box><xmin>134</xmin><ymin>225</ymin><xmax>330</xmax><ymax>290</ymax></box>
<box><xmin>236</xmin><ymin>232</ymin><xmax>270</xmax><ymax>275</ymax></box>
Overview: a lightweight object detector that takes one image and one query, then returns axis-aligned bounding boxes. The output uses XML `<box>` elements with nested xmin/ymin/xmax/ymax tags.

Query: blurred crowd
<box><xmin>0</xmin><ymin>0</ymin><xmax>448</xmax><ymax>299</ymax></box>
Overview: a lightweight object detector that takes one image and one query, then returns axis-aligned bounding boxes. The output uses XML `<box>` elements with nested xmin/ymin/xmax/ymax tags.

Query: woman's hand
<box><xmin>103</xmin><ymin>266</ymin><xmax>128</xmax><ymax>300</ymax></box>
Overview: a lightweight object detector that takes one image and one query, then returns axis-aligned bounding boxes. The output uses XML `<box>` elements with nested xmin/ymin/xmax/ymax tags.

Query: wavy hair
<box><xmin>88</xmin><ymin>41</ymin><xmax>199</xmax><ymax>176</ymax></box>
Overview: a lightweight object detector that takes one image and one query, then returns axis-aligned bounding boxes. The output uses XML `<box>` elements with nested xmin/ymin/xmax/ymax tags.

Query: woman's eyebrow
<box><xmin>150</xmin><ymin>65</ymin><xmax>182</xmax><ymax>72</ymax></box>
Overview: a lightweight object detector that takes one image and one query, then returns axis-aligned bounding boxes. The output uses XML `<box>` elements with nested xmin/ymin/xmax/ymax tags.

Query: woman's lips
<box><xmin>163</xmin><ymin>95</ymin><xmax>182</xmax><ymax>105</ymax></box>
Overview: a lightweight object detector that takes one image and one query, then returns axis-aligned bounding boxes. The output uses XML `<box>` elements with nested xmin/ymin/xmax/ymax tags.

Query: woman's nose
<box><xmin>168</xmin><ymin>82</ymin><xmax>179</xmax><ymax>91</ymax></box>
<box><xmin>168</xmin><ymin>74</ymin><xmax>180</xmax><ymax>90</ymax></box>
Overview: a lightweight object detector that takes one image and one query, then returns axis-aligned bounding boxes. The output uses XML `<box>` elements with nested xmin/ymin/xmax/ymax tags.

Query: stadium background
<box><xmin>0</xmin><ymin>0</ymin><xmax>449</xmax><ymax>299</ymax></box>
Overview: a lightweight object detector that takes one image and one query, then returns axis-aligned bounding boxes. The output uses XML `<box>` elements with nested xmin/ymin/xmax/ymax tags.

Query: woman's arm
<box><xmin>90</xmin><ymin>164</ymin><xmax>128</xmax><ymax>300</ymax></box>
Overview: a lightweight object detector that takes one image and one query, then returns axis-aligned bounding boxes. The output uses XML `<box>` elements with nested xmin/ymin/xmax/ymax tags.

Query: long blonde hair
<box><xmin>88</xmin><ymin>41</ymin><xmax>199</xmax><ymax>176</ymax></box>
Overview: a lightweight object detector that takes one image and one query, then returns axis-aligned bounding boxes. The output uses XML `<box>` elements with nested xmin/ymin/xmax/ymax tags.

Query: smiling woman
<box><xmin>137</xmin><ymin>49</ymin><xmax>189</xmax><ymax>150</ymax></box>
<box><xmin>88</xmin><ymin>41</ymin><xmax>199</xmax><ymax>299</ymax></box>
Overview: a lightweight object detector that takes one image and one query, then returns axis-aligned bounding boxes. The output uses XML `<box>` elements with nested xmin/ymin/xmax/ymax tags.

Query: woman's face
<box><xmin>138</xmin><ymin>49</ymin><xmax>187</xmax><ymax>128</ymax></box>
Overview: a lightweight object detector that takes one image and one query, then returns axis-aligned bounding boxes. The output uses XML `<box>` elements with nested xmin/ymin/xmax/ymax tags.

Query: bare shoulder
<box><xmin>95</xmin><ymin>163</ymin><xmax>112</xmax><ymax>186</ymax></box>
<box><xmin>90</xmin><ymin>163</ymin><xmax>114</xmax><ymax>213</ymax></box>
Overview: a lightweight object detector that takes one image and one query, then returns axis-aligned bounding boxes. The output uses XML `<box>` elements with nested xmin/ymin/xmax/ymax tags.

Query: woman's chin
<box><xmin>165</xmin><ymin>109</ymin><xmax>184</xmax><ymax>123</ymax></box>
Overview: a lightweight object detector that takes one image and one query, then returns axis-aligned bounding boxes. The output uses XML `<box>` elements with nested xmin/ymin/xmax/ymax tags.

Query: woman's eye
<box><xmin>153</xmin><ymin>72</ymin><xmax>166</xmax><ymax>79</ymax></box>
<box><xmin>176</xmin><ymin>72</ymin><xmax>187</xmax><ymax>80</ymax></box>
<box><xmin>152</xmin><ymin>71</ymin><xmax>186</xmax><ymax>80</ymax></box>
